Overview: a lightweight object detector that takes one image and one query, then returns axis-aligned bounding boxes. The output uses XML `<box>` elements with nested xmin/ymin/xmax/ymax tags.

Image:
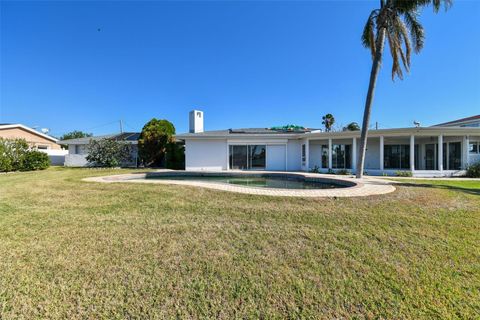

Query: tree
<box><xmin>86</xmin><ymin>139</ymin><xmax>132</xmax><ymax>167</ymax></box>
<box><xmin>356</xmin><ymin>0</ymin><xmax>452</xmax><ymax>178</ymax></box>
<box><xmin>59</xmin><ymin>130</ymin><xmax>92</xmax><ymax>141</ymax></box>
<box><xmin>138</xmin><ymin>119</ymin><xmax>176</xmax><ymax>167</ymax></box>
<box><xmin>322</xmin><ymin>114</ymin><xmax>335</xmax><ymax>132</ymax></box>
<box><xmin>343</xmin><ymin>122</ymin><xmax>360</xmax><ymax>131</ymax></box>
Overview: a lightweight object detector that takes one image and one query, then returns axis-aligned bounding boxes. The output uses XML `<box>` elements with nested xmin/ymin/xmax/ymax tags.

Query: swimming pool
<box><xmin>146</xmin><ymin>174</ymin><xmax>349</xmax><ymax>190</ymax></box>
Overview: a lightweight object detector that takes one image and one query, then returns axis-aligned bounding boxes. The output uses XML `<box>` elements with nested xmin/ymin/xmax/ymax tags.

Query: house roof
<box><xmin>176</xmin><ymin>127</ymin><xmax>319</xmax><ymax>139</ymax></box>
<box><xmin>432</xmin><ymin>115</ymin><xmax>480</xmax><ymax>127</ymax></box>
<box><xmin>59</xmin><ymin>132</ymin><xmax>140</xmax><ymax>145</ymax></box>
<box><xmin>0</xmin><ymin>124</ymin><xmax>58</xmax><ymax>142</ymax></box>
<box><xmin>176</xmin><ymin>125</ymin><xmax>480</xmax><ymax>140</ymax></box>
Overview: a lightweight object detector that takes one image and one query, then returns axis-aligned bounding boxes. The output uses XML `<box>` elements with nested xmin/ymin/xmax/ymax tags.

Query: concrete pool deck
<box><xmin>83</xmin><ymin>170</ymin><xmax>396</xmax><ymax>198</ymax></box>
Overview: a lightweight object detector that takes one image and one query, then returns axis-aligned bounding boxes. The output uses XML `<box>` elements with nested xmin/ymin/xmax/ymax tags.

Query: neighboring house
<box><xmin>0</xmin><ymin>123</ymin><xmax>67</xmax><ymax>165</ymax></box>
<box><xmin>59</xmin><ymin>132</ymin><xmax>140</xmax><ymax>167</ymax></box>
<box><xmin>176</xmin><ymin>111</ymin><xmax>480</xmax><ymax>177</ymax></box>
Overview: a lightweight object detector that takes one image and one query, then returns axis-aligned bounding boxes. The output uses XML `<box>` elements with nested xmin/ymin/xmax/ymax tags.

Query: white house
<box><xmin>176</xmin><ymin>111</ymin><xmax>480</xmax><ymax>177</ymax></box>
<box><xmin>59</xmin><ymin>132</ymin><xmax>140</xmax><ymax>167</ymax></box>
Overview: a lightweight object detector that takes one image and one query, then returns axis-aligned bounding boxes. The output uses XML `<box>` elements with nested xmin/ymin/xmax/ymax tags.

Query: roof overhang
<box><xmin>176</xmin><ymin>126</ymin><xmax>480</xmax><ymax>141</ymax></box>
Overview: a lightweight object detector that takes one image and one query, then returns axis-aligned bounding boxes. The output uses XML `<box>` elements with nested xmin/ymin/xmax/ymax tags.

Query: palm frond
<box><xmin>362</xmin><ymin>10</ymin><xmax>379</xmax><ymax>59</ymax></box>
<box><xmin>403</xmin><ymin>11</ymin><xmax>425</xmax><ymax>53</ymax></box>
<box><xmin>386</xmin><ymin>22</ymin><xmax>404</xmax><ymax>80</ymax></box>
<box><xmin>393</xmin><ymin>15</ymin><xmax>411</xmax><ymax>71</ymax></box>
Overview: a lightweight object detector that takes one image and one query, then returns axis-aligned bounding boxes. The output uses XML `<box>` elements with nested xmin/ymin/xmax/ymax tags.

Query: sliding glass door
<box><xmin>229</xmin><ymin>145</ymin><xmax>266</xmax><ymax>170</ymax></box>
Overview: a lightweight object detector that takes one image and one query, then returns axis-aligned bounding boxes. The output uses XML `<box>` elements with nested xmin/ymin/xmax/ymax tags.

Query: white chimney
<box><xmin>189</xmin><ymin>110</ymin><xmax>204</xmax><ymax>133</ymax></box>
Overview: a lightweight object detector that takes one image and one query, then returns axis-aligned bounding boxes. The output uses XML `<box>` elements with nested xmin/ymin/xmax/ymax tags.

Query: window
<box><xmin>37</xmin><ymin>145</ymin><xmax>48</xmax><ymax>150</ymax></box>
<box><xmin>384</xmin><ymin>145</ymin><xmax>410</xmax><ymax>169</ymax></box>
<box><xmin>301</xmin><ymin>144</ymin><xmax>306</xmax><ymax>163</ymax></box>
<box><xmin>321</xmin><ymin>145</ymin><xmax>328</xmax><ymax>168</ymax></box>
<box><xmin>331</xmin><ymin>144</ymin><xmax>351</xmax><ymax>169</ymax></box>
<box><xmin>229</xmin><ymin>145</ymin><xmax>266</xmax><ymax>170</ymax></box>
<box><xmin>448</xmin><ymin>142</ymin><xmax>462</xmax><ymax>170</ymax></box>
<box><xmin>470</xmin><ymin>142</ymin><xmax>479</xmax><ymax>154</ymax></box>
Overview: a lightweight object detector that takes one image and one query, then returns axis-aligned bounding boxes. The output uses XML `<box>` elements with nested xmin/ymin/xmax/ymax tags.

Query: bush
<box><xmin>166</xmin><ymin>142</ymin><xmax>185</xmax><ymax>170</ymax></box>
<box><xmin>0</xmin><ymin>138</ymin><xmax>50</xmax><ymax>172</ymax></box>
<box><xmin>86</xmin><ymin>139</ymin><xmax>133</xmax><ymax>167</ymax></box>
<box><xmin>336</xmin><ymin>169</ymin><xmax>351</xmax><ymax>175</ymax></box>
<box><xmin>309</xmin><ymin>165</ymin><xmax>320</xmax><ymax>173</ymax></box>
<box><xmin>395</xmin><ymin>170</ymin><xmax>413</xmax><ymax>177</ymax></box>
<box><xmin>466</xmin><ymin>162</ymin><xmax>480</xmax><ymax>178</ymax></box>
<box><xmin>21</xmin><ymin>151</ymin><xmax>50</xmax><ymax>171</ymax></box>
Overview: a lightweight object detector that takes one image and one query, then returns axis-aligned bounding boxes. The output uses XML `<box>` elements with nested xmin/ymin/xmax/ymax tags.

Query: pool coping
<box><xmin>82</xmin><ymin>170</ymin><xmax>396</xmax><ymax>198</ymax></box>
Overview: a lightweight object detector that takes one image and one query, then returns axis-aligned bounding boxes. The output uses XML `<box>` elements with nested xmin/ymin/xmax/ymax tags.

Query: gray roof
<box><xmin>59</xmin><ymin>132</ymin><xmax>140</xmax><ymax>145</ymax></box>
<box><xmin>176</xmin><ymin>127</ymin><xmax>318</xmax><ymax>139</ymax></box>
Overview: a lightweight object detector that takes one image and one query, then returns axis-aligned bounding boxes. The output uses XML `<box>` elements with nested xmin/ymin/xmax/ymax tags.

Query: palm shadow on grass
<box><xmin>395</xmin><ymin>182</ymin><xmax>480</xmax><ymax>196</ymax></box>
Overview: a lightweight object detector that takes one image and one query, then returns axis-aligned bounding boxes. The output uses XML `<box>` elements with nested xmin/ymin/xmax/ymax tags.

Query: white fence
<box><xmin>39</xmin><ymin>149</ymin><xmax>68</xmax><ymax>166</ymax></box>
<box><xmin>64</xmin><ymin>154</ymin><xmax>88</xmax><ymax>167</ymax></box>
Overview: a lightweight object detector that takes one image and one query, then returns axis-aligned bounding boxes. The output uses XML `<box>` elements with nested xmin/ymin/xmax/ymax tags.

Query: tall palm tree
<box><xmin>356</xmin><ymin>0</ymin><xmax>452</xmax><ymax>178</ymax></box>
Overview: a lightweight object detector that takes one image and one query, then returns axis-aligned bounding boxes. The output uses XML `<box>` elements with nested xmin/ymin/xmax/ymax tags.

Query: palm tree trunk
<box><xmin>356</xmin><ymin>27</ymin><xmax>386</xmax><ymax>178</ymax></box>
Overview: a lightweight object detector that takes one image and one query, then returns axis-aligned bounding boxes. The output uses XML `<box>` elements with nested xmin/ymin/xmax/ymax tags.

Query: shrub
<box><xmin>0</xmin><ymin>138</ymin><xmax>50</xmax><ymax>172</ymax></box>
<box><xmin>466</xmin><ymin>162</ymin><xmax>480</xmax><ymax>178</ymax></box>
<box><xmin>166</xmin><ymin>142</ymin><xmax>185</xmax><ymax>170</ymax></box>
<box><xmin>395</xmin><ymin>170</ymin><xmax>413</xmax><ymax>177</ymax></box>
<box><xmin>21</xmin><ymin>151</ymin><xmax>50</xmax><ymax>171</ymax></box>
<box><xmin>0</xmin><ymin>138</ymin><xmax>29</xmax><ymax>172</ymax></box>
<box><xmin>86</xmin><ymin>139</ymin><xmax>132</xmax><ymax>167</ymax></box>
<box><xmin>309</xmin><ymin>165</ymin><xmax>320</xmax><ymax>173</ymax></box>
<box><xmin>336</xmin><ymin>169</ymin><xmax>351</xmax><ymax>175</ymax></box>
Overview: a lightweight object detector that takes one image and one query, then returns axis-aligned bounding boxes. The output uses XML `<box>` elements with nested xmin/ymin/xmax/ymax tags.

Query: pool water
<box><xmin>147</xmin><ymin>175</ymin><xmax>347</xmax><ymax>190</ymax></box>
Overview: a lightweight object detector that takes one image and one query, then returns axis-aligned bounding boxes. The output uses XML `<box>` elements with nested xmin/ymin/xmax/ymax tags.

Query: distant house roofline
<box><xmin>59</xmin><ymin>132</ymin><xmax>140</xmax><ymax>145</ymax></box>
<box><xmin>432</xmin><ymin>115</ymin><xmax>480</xmax><ymax>127</ymax></box>
<box><xmin>0</xmin><ymin>123</ymin><xmax>58</xmax><ymax>142</ymax></box>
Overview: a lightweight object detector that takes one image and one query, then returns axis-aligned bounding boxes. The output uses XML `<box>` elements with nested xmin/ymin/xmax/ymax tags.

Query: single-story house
<box><xmin>176</xmin><ymin>111</ymin><xmax>480</xmax><ymax>177</ymax></box>
<box><xmin>59</xmin><ymin>132</ymin><xmax>140</xmax><ymax>167</ymax></box>
<box><xmin>0</xmin><ymin>123</ymin><xmax>67</xmax><ymax>165</ymax></box>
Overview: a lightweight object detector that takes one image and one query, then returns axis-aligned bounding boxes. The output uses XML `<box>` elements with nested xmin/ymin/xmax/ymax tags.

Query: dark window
<box><xmin>249</xmin><ymin>145</ymin><xmax>266</xmax><ymax>169</ymax></box>
<box><xmin>229</xmin><ymin>145</ymin><xmax>248</xmax><ymax>170</ymax></box>
<box><xmin>301</xmin><ymin>144</ymin><xmax>306</xmax><ymax>163</ymax></box>
<box><xmin>321</xmin><ymin>145</ymin><xmax>328</xmax><ymax>168</ymax></box>
<box><xmin>469</xmin><ymin>142</ymin><xmax>478</xmax><ymax>154</ymax></box>
<box><xmin>229</xmin><ymin>145</ymin><xmax>266</xmax><ymax>170</ymax></box>
<box><xmin>332</xmin><ymin>144</ymin><xmax>351</xmax><ymax>169</ymax></box>
<box><xmin>448</xmin><ymin>142</ymin><xmax>461</xmax><ymax>170</ymax></box>
<box><xmin>384</xmin><ymin>145</ymin><xmax>410</xmax><ymax>169</ymax></box>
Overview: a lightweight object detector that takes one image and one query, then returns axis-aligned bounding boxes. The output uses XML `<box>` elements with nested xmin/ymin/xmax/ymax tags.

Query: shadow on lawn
<box><xmin>396</xmin><ymin>182</ymin><xmax>480</xmax><ymax>196</ymax></box>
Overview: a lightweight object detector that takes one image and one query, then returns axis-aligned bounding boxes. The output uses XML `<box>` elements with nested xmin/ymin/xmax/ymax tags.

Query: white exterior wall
<box><xmin>266</xmin><ymin>145</ymin><xmax>286</xmax><ymax>171</ymax></box>
<box><xmin>185</xmin><ymin>139</ymin><xmax>228</xmax><ymax>171</ymax></box>
<box><xmin>286</xmin><ymin>140</ymin><xmax>302</xmax><ymax>171</ymax></box>
<box><xmin>309</xmin><ymin>143</ymin><xmax>322</xmax><ymax>169</ymax></box>
<box><xmin>364</xmin><ymin>138</ymin><xmax>380</xmax><ymax>169</ymax></box>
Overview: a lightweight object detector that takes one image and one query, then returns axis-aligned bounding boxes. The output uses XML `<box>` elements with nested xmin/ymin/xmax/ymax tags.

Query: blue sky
<box><xmin>1</xmin><ymin>1</ymin><xmax>479</xmax><ymax>137</ymax></box>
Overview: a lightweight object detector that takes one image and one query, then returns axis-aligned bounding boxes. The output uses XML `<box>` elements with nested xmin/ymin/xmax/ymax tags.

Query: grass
<box><xmin>0</xmin><ymin>168</ymin><xmax>479</xmax><ymax>319</ymax></box>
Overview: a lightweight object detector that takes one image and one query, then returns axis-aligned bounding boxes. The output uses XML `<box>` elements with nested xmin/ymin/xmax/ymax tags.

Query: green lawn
<box><xmin>0</xmin><ymin>168</ymin><xmax>479</xmax><ymax>319</ymax></box>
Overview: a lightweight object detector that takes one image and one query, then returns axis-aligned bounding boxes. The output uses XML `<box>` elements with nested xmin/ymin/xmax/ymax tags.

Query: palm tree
<box><xmin>356</xmin><ymin>0</ymin><xmax>452</xmax><ymax>178</ymax></box>
<box><xmin>322</xmin><ymin>114</ymin><xmax>335</xmax><ymax>132</ymax></box>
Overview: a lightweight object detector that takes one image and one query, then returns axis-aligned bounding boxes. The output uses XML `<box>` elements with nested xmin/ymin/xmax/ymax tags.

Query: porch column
<box><xmin>379</xmin><ymin>136</ymin><xmax>384</xmax><ymax>171</ymax></box>
<box><xmin>410</xmin><ymin>135</ymin><xmax>415</xmax><ymax>171</ymax></box>
<box><xmin>438</xmin><ymin>135</ymin><xmax>443</xmax><ymax>171</ymax></box>
<box><xmin>305</xmin><ymin>139</ymin><xmax>310</xmax><ymax>171</ymax></box>
<box><xmin>328</xmin><ymin>138</ymin><xmax>332</xmax><ymax>169</ymax></box>
<box><xmin>463</xmin><ymin>136</ymin><xmax>470</xmax><ymax>169</ymax></box>
<box><xmin>352</xmin><ymin>137</ymin><xmax>357</xmax><ymax>172</ymax></box>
